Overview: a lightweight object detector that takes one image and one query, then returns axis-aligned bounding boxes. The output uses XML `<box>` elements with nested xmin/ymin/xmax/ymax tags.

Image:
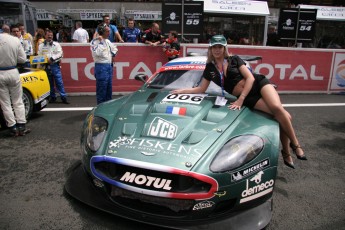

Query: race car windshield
<box><xmin>148</xmin><ymin>69</ymin><xmax>231</xmax><ymax>97</ymax></box>
<box><xmin>148</xmin><ymin>70</ymin><xmax>203</xmax><ymax>90</ymax></box>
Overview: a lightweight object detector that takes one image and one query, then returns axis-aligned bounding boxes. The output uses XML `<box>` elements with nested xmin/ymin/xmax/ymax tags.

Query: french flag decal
<box><xmin>166</xmin><ymin>106</ymin><xmax>187</xmax><ymax>115</ymax></box>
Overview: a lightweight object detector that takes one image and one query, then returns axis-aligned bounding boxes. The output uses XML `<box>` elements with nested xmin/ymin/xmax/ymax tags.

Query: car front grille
<box><xmin>91</xmin><ymin>157</ymin><xmax>217</xmax><ymax>214</ymax></box>
<box><xmin>93</xmin><ymin>160</ymin><xmax>212</xmax><ymax>194</ymax></box>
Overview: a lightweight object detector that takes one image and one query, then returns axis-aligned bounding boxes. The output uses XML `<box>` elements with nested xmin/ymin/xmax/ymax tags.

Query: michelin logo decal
<box><xmin>231</xmin><ymin>158</ymin><xmax>270</xmax><ymax>182</ymax></box>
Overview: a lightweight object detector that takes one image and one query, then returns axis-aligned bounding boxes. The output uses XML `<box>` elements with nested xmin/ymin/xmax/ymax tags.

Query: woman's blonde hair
<box><xmin>206</xmin><ymin>46</ymin><xmax>231</xmax><ymax>64</ymax></box>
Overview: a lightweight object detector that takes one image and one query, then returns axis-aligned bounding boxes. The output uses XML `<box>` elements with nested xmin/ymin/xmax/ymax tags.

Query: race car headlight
<box><xmin>210</xmin><ymin>135</ymin><xmax>264</xmax><ymax>173</ymax></box>
<box><xmin>85</xmin><ymin>115</ymin><xmax>108</xmax><ymax>152</ymax></box>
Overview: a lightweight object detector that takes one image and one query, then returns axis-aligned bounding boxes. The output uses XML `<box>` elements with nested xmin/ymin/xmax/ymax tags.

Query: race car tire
<box><xmin>22</xmin><ymin>88</ymin><xmax>33</xmax><ymax>119</ymax></box>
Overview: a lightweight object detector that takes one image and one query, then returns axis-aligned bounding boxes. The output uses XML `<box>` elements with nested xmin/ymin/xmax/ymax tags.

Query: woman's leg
<box><xmin>254</xmin><ymin>84</ymin><xmax>304</xmax><ymax>157</ymax></box>
<box><xmin>253</xmin><ymin>96</ymin><xmax>294</xmax><ymax>165</ymax></box>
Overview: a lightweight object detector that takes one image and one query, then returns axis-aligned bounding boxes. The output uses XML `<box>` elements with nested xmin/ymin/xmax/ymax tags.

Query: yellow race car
<box><xmin>0</xmin><ymin>66</ymin><xmax>50</xmax><ymax>128</ymax></box>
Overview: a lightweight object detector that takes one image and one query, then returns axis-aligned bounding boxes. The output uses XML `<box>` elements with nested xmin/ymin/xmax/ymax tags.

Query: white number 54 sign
<box><xmin>162</xmin><ymin>94</ymin><xmax>207</xmax><ymax>105</ymax></box>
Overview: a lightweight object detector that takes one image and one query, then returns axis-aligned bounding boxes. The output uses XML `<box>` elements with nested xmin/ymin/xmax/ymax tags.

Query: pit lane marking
<box><xmin>41</xmin><ymin>103</ymin><xmax>345</xmax><ymax>112</ymax></box>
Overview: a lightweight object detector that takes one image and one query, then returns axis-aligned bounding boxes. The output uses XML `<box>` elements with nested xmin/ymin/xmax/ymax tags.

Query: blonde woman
<box><xmin>33</xmin><ymin>28</ymin><xmax>45</xmax><ymax>55</ymax></box>
<box><xmin>172</xmin><ymin>35</ymin><xmax>307</xmax><ymax>168</ymax></box>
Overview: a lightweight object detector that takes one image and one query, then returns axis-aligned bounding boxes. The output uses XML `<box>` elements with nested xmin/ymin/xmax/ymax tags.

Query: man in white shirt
<box><xmin>38</xmin><ymin>30</ymin><xmax>69</xmax><ymax>104</ymax></box>
<box><xmin>0</xmin><ymin>32</ymin><xmax>30</xmax><ymax>136</ymax></box>
<box><xmin>72</xmin><ymin>21</ymin><xmax>89</xmax><ymax>43</ymax></box>
<box><xmin>90</xmin><ymin>24</ymin><xmax>118</xmax><ymax>104</ymax></box>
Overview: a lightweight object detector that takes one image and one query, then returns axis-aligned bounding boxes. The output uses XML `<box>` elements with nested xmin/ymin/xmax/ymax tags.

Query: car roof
<box><xmin>163</xmin><ymin>56</ymin><xmax>207</xmax><ymax>67</ymax></box>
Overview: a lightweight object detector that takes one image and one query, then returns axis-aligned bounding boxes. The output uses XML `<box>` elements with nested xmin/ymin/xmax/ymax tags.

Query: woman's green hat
<box><xmin>209</xmin><ymin>35</ymin><xmax>227</xmax><ymax>47</ymax></box>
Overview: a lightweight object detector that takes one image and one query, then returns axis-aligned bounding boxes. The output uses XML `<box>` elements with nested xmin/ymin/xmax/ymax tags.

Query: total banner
<box><xmin>59</xmin><ymin>44</ymin><xmax>344</xmax><ymax>94</ymax></box>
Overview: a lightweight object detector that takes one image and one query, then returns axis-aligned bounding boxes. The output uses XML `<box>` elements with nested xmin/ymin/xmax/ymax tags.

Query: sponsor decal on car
<box><xmin>148</xmin><ymin>117</ymin><xmax>178</xmax><ymax>139</ymax></box>
<box><xmin>240</xmin><ymin>171</ymin><xmax>274</xmax><ymax>203</ymax></box>
<box><xmin>90</xmin><ymin>156</ymin><xmax>219</xmax><ymax>199</ymax></box>
<box><xmin>162</xmin><ymin>64</ymin><xmax>205</xmax><ymax>71</ymax></box>
<box><xmin>162</xmin><ymin>93</ymin><xmax>207</xmax><ymax>105</ymax></box>
<box><xmin>231</xmin><ymin>158</ymin><xmax>270</xmax><ymax>182</ymax></box>
<box><xmin>21</xmin><ymin>75</ymin><xmax>39</xmax><ymax>84</ymax></box>
<box><xmin>165</xmin><ymin>106</ymin><xmax>187</xmax><ymax>116</ymax></box>
<box><xmin>109</xmin><ymin>136</ymin><xmax>203</xmax><ymax>159</ymax></box>
<box><xmin>193</xmin><ymin>201</ymin><xmax>215</xmax><ymax>211</ymax></box>
<box><xmin>120</xmin><ymin>171</ymin><xmax>172</xmax><ymax>191</ymax></box>
<box><xmin>214</xmin><ymin>191</ymin><xmax>227</xmax><ymax>197</ymax></box>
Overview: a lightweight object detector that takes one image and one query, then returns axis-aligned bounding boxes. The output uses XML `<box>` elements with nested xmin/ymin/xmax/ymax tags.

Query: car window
<box><xmin>148</xmin><ymin>70</ymin><xmax>202</xmax><ymax>89</ymax></box>
<box><xmin>148</xmin><ymin>69</ymin><xmax>230</xmax><ymax>97</ymax></box>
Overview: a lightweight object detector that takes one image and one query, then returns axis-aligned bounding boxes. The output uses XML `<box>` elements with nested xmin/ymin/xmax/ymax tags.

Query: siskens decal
<box><xmin>109</xmin><ymin>136</ymin><xmax>203</xmax><ymax>159</ymax></box>
<box><xmin>240</xmin><ymin>171</ymin><xmax>274</xmax><ymax>203</ymax></box>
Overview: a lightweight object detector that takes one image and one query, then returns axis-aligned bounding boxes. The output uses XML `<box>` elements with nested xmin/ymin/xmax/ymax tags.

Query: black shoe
<box><xmin>290</xmin><ymin>143</ymin><xmax>307</xmax><ymax>160</ymax></box>
<box><xmin>281</xmin><ymin>150</ymin><xmax>295</xmax><ymax>169</ymax></box>
<box><xmin>49</xmin><ymin>97</ymin><xmax>57</xmax><ymax>103</ymax></box>
<box><xmin>17</xmin><ymin>124</ymin><xmax>31</xmax><ymax>136</ymax></box>
<box><xmin>9</xmin><ymin>126</ymin><xmax>19</xmax><ymax>137</ymax></box>
<box><xmin>61</xmin><ymin>98</ymin><xmax>70</xmax><ymax>104</ymax></box>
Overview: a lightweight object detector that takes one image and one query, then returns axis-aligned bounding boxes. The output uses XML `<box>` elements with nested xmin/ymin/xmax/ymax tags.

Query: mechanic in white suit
<box><xmin>0</xmin><ymin>32</ymin><xmax>31</xmax><ymax>136</ymax></box>
<box><xmin>90</xmin><ymin>24</ymin><xmax>118</xmax><ymax>104</ymax></box>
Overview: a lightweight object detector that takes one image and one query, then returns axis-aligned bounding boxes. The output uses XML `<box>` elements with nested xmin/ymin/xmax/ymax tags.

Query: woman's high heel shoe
<box><xmin>281</xmin><ymin>150</ymin><xmax>295</xmax><ymax>169</ymax></box>
<box><xmin>290</xmin><ymin>143</ymin><xmax>307</xmax><ymax>160</ymax></box>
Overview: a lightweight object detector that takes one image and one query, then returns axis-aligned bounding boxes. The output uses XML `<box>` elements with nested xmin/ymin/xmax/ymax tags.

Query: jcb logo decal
<box><xmin>148</xmin><ymin>117</ymin><xmax>177</xmax><ymax>139</ymax></box>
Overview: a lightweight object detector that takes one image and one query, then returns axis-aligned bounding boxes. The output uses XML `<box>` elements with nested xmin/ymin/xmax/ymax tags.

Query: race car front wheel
<box><xmin>22</xmin><ymin>89</ymin><xmax>33</xmax><ymax>119</ymax></box>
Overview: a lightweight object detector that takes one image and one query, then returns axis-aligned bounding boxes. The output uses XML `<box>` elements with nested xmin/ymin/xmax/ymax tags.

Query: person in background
<box><xmin>266</xmin><ymin>26</ymin><xmax>281</xmax><ymax>46</ymax></box>
<box><xmin>93</xmin><ymin>15</ymin><xmax>124</xmax><ymax>43</ymax></box>
<box><xmin>90</xmin><ymin>24</ymin><xmax>118</xmax><ymax>104</ymax></box>
<box><xmin>11</xmin><ymin>24</ymin><xmax>33</xmax><ymax>67</ymax></box>
<box><xmin>172</xmin><ymin>35</ymin><xmax>307</xmax><ymax>169</ymax></box>
<box><xmin>144</xmin><ymin>22</ymin><xmax>163</xmax><ymax>46</ymax></box>
<box><xmin>0</xmin><ymin>31</ymin><xmax>31</xmax><ymax>136</ymax></box>
<box><xmin>33</xmin><ymin>28</ymin><xmax>45</xmax><ymax>55</ymax></box>
<box><xmin>122</xmin><ymin>18</ymin><xmax>141</xmax><ymax>43</ymax></box>
<box><xmin>162</xmin><ymin>31</ymin><xmax>180</xmax><ymax>61</ymax></box>
<box><xmin>38</xmin><ymin>29</ymin><xmax>69</xmax><ymax>104</ymax></box>
<box><xmin>2</xmin><ymin>24</ymin><xmax>10</xmax><ymax>34</ymax></box>
<box><xmin>72</xmin><ymin>21</ymin><xmax>89</xmax><ymax>43</ymax></box>
<box><xmin>18</xmin><ymin>23</ymin><xmax>33</xmax><ymax>46</ymax></box>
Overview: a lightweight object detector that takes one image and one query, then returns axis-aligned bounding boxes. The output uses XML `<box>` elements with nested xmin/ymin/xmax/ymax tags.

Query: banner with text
<box><xmin>59</xmin><ymin>44</ymin><xmax>344</xmax><ymax>94</ymax></box>
<box><xmin>278</xmin><ymin>8</ymin><xmax>317</xmax><ymax>42</ymax></box>
<box><xmin>162</xmin><ymin>1</ymin><xmax>203</xmax><ymax>41</ymax></box>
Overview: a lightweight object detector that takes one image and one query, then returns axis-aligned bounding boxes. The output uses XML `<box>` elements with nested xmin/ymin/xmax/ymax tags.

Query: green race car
<box><xmin>65</xmin><ymin>56</ymin><xmax>279</xmax><ymax>230</ymax></box>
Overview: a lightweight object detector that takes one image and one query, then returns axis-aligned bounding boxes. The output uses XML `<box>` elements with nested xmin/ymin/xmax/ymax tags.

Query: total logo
<box><xmin>148</xmin><ymin>117</ymin><xmax>177</xmax><ymax>139</ymax></box>
<box><xmin>239</xmin><ymin>171</ymin><xmax>274</xmax><ymax>203</ymax></box>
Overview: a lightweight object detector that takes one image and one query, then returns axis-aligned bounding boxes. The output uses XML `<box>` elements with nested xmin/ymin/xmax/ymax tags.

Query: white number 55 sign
<box><xmin>162</xmin><ymin>94</ymin><xmax>207</xmax><ymax>105</ymax></box>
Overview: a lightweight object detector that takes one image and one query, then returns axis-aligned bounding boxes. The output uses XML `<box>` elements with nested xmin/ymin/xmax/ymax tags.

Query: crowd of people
<box><xmin>0</xmin><ymin>22</ymin><xmax>71</xmax><ymax>137</ymax></box>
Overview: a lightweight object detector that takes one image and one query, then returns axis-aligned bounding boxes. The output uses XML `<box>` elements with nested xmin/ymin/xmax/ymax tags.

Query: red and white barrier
<box><xmin>60</xmin><ymin>43</ymin><xmax>345</xmax><ymax>94</ymax></box>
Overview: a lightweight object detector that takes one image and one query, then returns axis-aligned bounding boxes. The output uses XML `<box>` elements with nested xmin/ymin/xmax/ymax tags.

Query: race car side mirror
<box><xmin>135</xmin><ymin>74</ymin><xmax>147</xmax><ymax>83</ymax></box>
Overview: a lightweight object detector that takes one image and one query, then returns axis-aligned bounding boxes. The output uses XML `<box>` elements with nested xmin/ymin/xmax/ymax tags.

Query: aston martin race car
<box><xmin>65</xmin><ymin>56</ymin><xmax>279</xmax><ymax>230</ymax></box>
<box><xmin>0</xmin><ymin>66</ymin><xmax>50</xmax><ymax>128</ymax></box>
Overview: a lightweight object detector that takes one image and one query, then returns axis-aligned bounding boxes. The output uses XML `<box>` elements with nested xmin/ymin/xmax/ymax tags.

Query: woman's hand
<box><xmin>228</xmin><ymin>98</ymin><xmax>244</xmax><ymax>110</ymax></box>
<box><xmin>170</xmin><ymin>89</ymin><xmax>185</xmax><ymax>94</ymax></box>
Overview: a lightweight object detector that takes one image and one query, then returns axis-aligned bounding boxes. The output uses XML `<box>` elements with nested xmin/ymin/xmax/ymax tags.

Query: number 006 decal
<box><xmin>162</xmin><ymin>94</ymin><xmax>207</xmax><ymax>105</ymax></box>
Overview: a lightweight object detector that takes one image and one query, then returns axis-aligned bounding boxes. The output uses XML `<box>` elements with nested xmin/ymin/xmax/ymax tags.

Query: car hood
<box><xmin>98</xmin><ymin>89</ymin><xmax>245</xmax><ymax>170</ymax></box>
